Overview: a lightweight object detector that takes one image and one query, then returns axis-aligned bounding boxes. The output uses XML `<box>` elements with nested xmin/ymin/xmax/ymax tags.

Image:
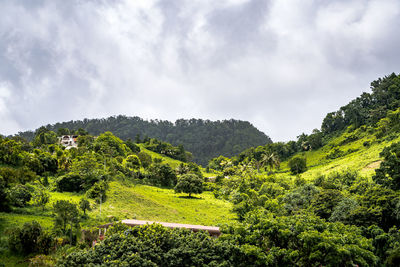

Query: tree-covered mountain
<box><xmin>17</xmin><ymin>118</ymin><xmax>272</xmax><ymax>166</ymax></box>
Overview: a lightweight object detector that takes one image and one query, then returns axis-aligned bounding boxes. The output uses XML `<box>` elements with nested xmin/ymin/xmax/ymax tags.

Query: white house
<box><xmin>59</xmin><ymin>135</ymin><xmax>78</xmax><ymax>149</ymax></box>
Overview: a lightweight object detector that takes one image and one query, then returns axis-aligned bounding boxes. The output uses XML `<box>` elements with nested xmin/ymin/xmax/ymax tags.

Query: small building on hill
<box><xmin>59</xmin><ymin>135</ymin><xmax>78</xmax><ymax>149</ymax></box>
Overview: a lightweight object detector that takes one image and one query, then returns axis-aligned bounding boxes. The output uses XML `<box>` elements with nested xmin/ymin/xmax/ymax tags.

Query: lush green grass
<box><xmin>138</xmin><ymin>145</ymin><xmax>183</xmax><ymax>169</ymax></box>
<box><xmin>276</xmin><ymin>129</ymin><xmax>400</xmax><ymax>181</ymax></box>
<box><xmin>0</xmin><ymin>180</ymin><xmax>234</xmax><ymax>235</ymax></box>
<box><xmin>138</xmin><ymin>145</ymin><xmax>216</xmax><ymax>178</ymax></box>
<box><xmin>0</xmin><ymin>179</ymin><xmax>234</xmax><ymax>266</ymax></box>
<box><xmin>91</xmin><ymin>181</ymin><xmax>235</xmax><ymax>226</ymax></box>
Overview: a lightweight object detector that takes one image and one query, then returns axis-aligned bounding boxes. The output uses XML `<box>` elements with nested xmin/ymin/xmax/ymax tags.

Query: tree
<box><xmin>125</xmin><ymin>154</ymin><xmax>141</xmax><ymax>169</ymax></box>
<box><xmin>33</xmin><ymin>127</ymin><xmax>58</xmax><ymax>147</ymax></box>
<box><xmin>57</xmin><ymin>223</ymin><xmax>253</xmax><ymax>266</ymax></box>
<box><xmin>373</xmin><ymin>142</ymin><xmax>400</xmax><ymax>190</ymax></box>
<box><xmin>149</xmin><ymin>163</ymin><xmax>177</xmax><ymax>187</ymax></box>
<box><xmin>33</xmin><ymin>187</ymin><xmax>50</xmax><ymax>211</ymax></box>
<box><xmin>53</xmin><ymin>200</ymin><xmax>80</xmax><ymax>238</ymax></box>
<box><xmin>288</xmin><ymin>156</ymin><xmax>307</xmax><ymax>175</ymax></box>
<box><xmin>137</xmin><ymin>151</ymin><xmax>152</xmax><ymax>169</ymax></box>
<box><xmin>57</xmin><ymin>128</ymin><xmax>70</xmax><ymax>135</ymax></box>
<box><xmin>0</xmin><ymin>175</ymin><xmax>10</xmax><ymax>211</ymax></box>
<box><xmin>174</xmin><ymin>174</ymin><xmax>203</xmax><ymax>197</ymax></box>
<box><xmin>259</xmin><ymin>152</ymin><xmax>280</xmax><ymax>173</ymax></box>
<box><xmin>79</xmin><ymin>199</ymin><xmax>91</xmax><ymax>215</ymax></box>
<box><xmin>9</xmin><ymin>184</ymin><xmax>32</xmax><ymax>207</ymax></box>
<box><xmin>93</xmin><ymin>131</ymin><xmax>127</xmax><ymax>157</ymax></box>
<box><xmin>8</xmin><ymin>221</ymin><xmax>43</xmax><ymax>255</ymax></box>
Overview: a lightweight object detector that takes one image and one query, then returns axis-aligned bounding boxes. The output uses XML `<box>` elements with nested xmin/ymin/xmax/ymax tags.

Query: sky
<box><xmin>1</xmin><ymin>0</ymin><xmax>400</xmax><ymax>141</ymax></box>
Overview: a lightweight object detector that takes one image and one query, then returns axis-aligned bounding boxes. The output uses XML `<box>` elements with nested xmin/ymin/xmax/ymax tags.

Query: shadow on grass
<box><xmin>177</xmin><ymin>195</ymin><xmax>202</xmax><ymax>200</ymax></box>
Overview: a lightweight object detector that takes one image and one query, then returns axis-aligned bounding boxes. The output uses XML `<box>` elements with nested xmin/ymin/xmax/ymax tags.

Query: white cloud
<box><xmin>0</xmin><ymin>0</ymin><xmax>400</xmax><ymax>141</ymax></box>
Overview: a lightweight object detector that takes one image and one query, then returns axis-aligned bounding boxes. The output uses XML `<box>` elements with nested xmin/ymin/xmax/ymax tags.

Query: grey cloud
<box><xmin>0</xmin><ymin>0</ymin><xmax>400</xmax><ymax>142</ymax></box>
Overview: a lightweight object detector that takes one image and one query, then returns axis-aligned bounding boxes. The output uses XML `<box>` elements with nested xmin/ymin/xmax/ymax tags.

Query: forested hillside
<box><xmin>2</xmin><ymin>73</ymin><xmax>400</xmax><ymax>266</ymax></box>
<box><xmin>17</xmin><ymin>118</ymin><xmax>271</xmax><ymax>166</ymax></box>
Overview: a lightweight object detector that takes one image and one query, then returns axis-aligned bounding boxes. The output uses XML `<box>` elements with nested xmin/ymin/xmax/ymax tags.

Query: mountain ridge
<box><xmin>16</xmin><ymin>116</ymin><xmax>272</xmax><ymax>166</ymax></box>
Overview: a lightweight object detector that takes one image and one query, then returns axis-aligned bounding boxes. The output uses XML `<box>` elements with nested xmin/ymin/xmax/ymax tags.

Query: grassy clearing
<box><xmin>0</xmin><ymin>179</ymin><xmax>234</xmax><ymax>266</ymax></box>
<box><xmin>276</xmin><ymin>130</ymin><xmax>400</xmax><ymax>181</ymax></box>
<box><xmin>0</xmin><ymin>180</ymin><xmax>234</xmax><ymax>238</ymax></box>
<box><xmin>138</xmin><ymin>145</ymin><xmax>183</xmax><ymax>169</ymax></box>
<box><xmin>91</xmin><ymin>181</ymin><xmax>235</xmax><ymax>226</ymax></box>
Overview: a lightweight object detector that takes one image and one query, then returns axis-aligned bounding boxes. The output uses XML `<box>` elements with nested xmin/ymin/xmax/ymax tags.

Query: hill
<box><xmin>2</xmin><ymin>73</ymin><xmax>400</xmax><ymax>266</ymax></box>
<box><xmin>17</xmin><ymin>117</ymin><xmax>272</xmax><ymax>166</ymax></box>
<box><xmin>0</xmin><ymin>130</ymin><xmax>234</xmax><ymax>266</ymax></box>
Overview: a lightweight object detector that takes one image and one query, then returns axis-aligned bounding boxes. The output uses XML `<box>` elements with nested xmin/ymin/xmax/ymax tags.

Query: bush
<box><xmin>0</xmin><ymin>176</ymin><xmax>10</xmax><ymax>211</ymax></box>
<box><xmin>86</xmin><ymin>181</ymin><xmax>108</xmax><ymax>203</ymax></box>
<box><xmin>149</xmin><ymin>163</ymin><xmax>177</xmax><ymax>187</ymax></box>
<box><xmin>8</xmin><ymin>184</ymin><xmax>32</xmax><ymax>207</ymax></box>
<box><xmin>137</xmin><ymin>152</ymin><xmax>152</xmax><ymax>169</ymax></box>
<box><xmin>56</xmin><ymin>173</ymin><xmax>83</xmax><ymax>192</ymax></box>
<box><xmin>125</xmin><ymin>154</ymin><xmax>141</xmax><ymax>169</ymax></box>
<box><xmin>288</xmin><ymin>156</ymin><xmax>307</xmax><ymax>175</ymax></box>
<box><xmin>8</xmin><ymin>221</ymin><xmax>53</xmax><ymax>255</ymax></box>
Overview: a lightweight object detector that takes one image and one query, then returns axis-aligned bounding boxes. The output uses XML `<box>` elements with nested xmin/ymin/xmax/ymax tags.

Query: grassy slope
<box><xmin>138</xmin><ymin>145</ymin><xmax>183</xmax><ymax>169</ymax></box>
<box><xmin>277</xmin><ymin>128</ymin><xmax>400</xmax><ymax>180</ymax></box>
<box><xmin>138</xmin><ymin>144</ymin><xmax>216</xmax><ymax>177</ymax></box>
<box><xmin>0</xmin><ymin>148</ymin><xmax>232</xmax><ymax>265</ymax></box>
<box><xmin>0</xmin><ymin>181</ymin><xmax>234</xmax><ymax>238</ymax></box>
<box><xmin>96</xmin><ymin>181</ymin><xmax>234</xmax><ymax>226</ymax></box>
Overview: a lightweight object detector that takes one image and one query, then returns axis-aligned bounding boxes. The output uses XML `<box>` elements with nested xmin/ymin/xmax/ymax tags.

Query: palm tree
<box><xmin>259</xmin><ymin>152</ymin><xmax>280</xmax><ymax>174</ymax></box>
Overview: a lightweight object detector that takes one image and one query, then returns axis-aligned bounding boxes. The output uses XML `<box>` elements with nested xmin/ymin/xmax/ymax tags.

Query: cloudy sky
<box><xmin>1</xmin><ymin>0</ymin><xmax>400</xmax><ymax>141</ymax></box>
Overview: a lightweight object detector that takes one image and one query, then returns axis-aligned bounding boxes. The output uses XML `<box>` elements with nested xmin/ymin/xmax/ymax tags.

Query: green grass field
<box><xmin>138</xmin><ymin>145</ymin><xmax>184</xmax><ymax>169</ymax></box>
<box><xmin>276</xmin><ymin>129</ymin><xmax>400</xmax><ymax>181</ymax></box>
<box><xmin>0</xmin><ymin>179</ymin><xmax>234</xmax><ymax>266</ymax></box>
<box><xmin>91</xmin><ymin>181</ymin><xmax>235</xmax><ymax>226</ymax></box>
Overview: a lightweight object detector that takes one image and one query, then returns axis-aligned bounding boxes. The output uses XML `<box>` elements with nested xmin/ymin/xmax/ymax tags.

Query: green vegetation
<box><xmin>288</xmin><ymin>156</ymin><xmax>307</xmax><ymax>174</ymax></box>
<box><xmin>17</xmin><ymin>118</ymin><xmax>271</xmax><ymax>166</ymax></box>
<box><xmin>58</xmin><ymin>223</ymin><xmax>252</xmax><ymax>266</ymax></box>
<box><xmin>2</xmin><ymin>73</ymin><xmax>400</xmax><ymax>265</ymax></box>
<box><xmin>174</xmin><ymin>174</ymin><xmax>204</xmax><ymax>197</ymax></box>
<box><xmin>0</xmin><ymin>128</ymin><xmax>228</xmax><ymax>265</ymax></box>
<box><xmin>102</xmin><ymin>181</ymin><xmax>234</xmax><ymax>225</ymax></box>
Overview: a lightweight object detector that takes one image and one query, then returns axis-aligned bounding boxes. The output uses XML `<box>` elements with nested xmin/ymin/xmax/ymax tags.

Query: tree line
<box><xmin>15</xmin><ymin>117</ymin><xmax>272</xmax><ymax>166</ymax></box>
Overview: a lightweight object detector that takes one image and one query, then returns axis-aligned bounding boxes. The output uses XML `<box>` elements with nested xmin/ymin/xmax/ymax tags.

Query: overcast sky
<box><xmin>1</xmin><ymin>0</ymin><xmax>400</xmax><ymax>141</ymax></box>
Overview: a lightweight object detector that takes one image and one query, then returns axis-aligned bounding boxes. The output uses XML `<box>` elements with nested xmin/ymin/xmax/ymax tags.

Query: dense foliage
<box><xmin>8</xmin><ymin>221</ymin><xmax>53</xmax><ymax>255</ymax></box>
<box><xmin>57</xmin><ymin>223</ymin><xmax>253</xmax><ymax>267</ymax></box>
<box><xmin>373</xmin><ymin>142</ymin><xmax>400</xmax><ymax>190</ymax></box>
<box><xmin>17</xmin><ymin>118</ymin><xmax>272</xmax><ymax>165</ymax></box>
<box><xmin>288</xmin><ymin>156</ymin><xmax>307</xmax><ymax>174</ymax></box>
<box><xmin>321</xmin><ymin>73</ymin><xmax>400</xmax><ymax>135</ymax></box>
<box><xmin>3</xmin><ymin>73</ymin><xmax>400</xmax><ymax>266</ymax></box>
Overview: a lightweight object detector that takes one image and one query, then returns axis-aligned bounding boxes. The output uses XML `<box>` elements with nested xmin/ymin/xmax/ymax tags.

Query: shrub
<box><xmin>0</xmin><ymin>175</ymin><xmax>10</xmax><ymax>211</ymax></box>
<box><xmin>137</xmin><ymin>152</ymin><xmax>152</xmax><ymax>168</ymax></box>
<box><xmin>56</xmin><ymin>173</ymin><xmax>82</xmax><ymax>192</ymax></box>
<box><xmin>86</xmin><ymin>181</ymin><xmax>108</xmax><ymax>203</ymax></box>
<box><xmin>9</xmin><ymin>184</ymin><xmax>32</xmax><ymax>207</ymax></box>
<box><xmin>125</xmin><ymin>154</ymin><xmax>141</xmax><ymax>169</ymax></box>
<box><xmin>8</xmin><ymin>221</ymin><xmax>53</xmax><ymax>255</ymax></box>
<box><xmin>288</xmin><ymin>156</ymin><xmax>307</xmax><ymax>175</ymax></box>
<box><xmin>149</xmin><ymin>163</ymin><xmax>177</xmax><ymax>187</ymax></box>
